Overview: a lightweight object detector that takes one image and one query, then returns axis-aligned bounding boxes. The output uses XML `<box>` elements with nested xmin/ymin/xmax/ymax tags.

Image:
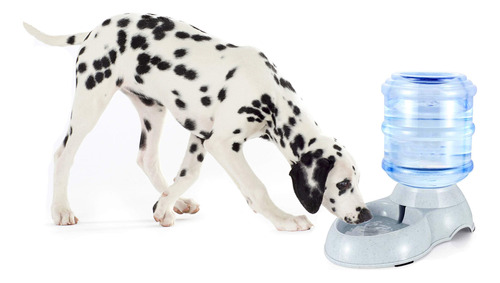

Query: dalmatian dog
<box><xmin>24</xmin><ymin>13</ymin><xmax>372</xmax><ymax>231</ymax></box>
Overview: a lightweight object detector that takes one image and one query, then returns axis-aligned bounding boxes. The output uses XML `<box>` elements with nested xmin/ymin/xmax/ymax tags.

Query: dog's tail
<box><xmin>23</xmin><ymin>22</ymin><xmax>88</xmax><ymax>46</ymax></box>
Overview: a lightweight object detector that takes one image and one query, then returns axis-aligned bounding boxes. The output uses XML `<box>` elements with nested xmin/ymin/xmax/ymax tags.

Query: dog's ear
<box><xmin>289</xmin><ymin>158</ymin><xmax>334</xmax><ymax>214</ymax></box>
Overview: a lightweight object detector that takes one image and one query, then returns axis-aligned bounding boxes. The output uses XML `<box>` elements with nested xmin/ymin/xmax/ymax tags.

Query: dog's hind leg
<box><xmin>124</xmin><ymin>90</ymin><xmax>169</xmax><ymax>193</ymax></box>
<box><xmin>153</xmin><ymin>134</ymin><xmax>205</xmax><ymax>227</ymax></box>
<box><xmin>52</xmin><ymin>79</ymin><xmax>117</xmax><ymax>225</ymax></box>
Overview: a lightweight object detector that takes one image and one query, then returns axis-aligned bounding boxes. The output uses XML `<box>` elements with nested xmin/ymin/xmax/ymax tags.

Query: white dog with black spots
<box><xmin>24</xmin><ymin>13</ymin><xmax>372</xmax><ymax>231</ymax></box>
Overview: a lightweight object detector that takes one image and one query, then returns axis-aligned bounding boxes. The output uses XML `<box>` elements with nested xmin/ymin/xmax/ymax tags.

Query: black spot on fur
<box><xmin>200</xmin><ymin>86</ymin><xmax>208</xmax><ymax>92</ymax></box>
<box><xmin>283</xmin><ymin>125</ymin><xmax>291</xmax><ymax>139</ymax></box>
<box><xmin>115</xmin><ymin>78</ymin><xmax>123</xmax><ymax>87</ymax></box>
<box><xmin>174</xmin><ymin>64</ymin><xmax>186</xmax><ymax>76</ymax></box>
<box><xmin>95</xmin><ymin>72</ymin><xmax>104</xmax><ymax>83</ymax></box>
<box><xmin>100</xmin><ymin>57</ymin><xmax>110</xmax><ymax>68</ymax></box>
<box><xmin>215</xmin><ymin>44</ymin><xmax>226</xmax><ymax>51</ymax></box>
<box><xmin>109</xmin><ymin>50</ymin><xmax>117</xmax><ymax>64</ymax></box>
<box><xmin>227</xmin><ymin>43</ymin><xmax>238</xmax><ymax>48</ymax></box>
<box><xmin>238</xmin><ymin>106</ymin><xmax>265</xmax><ymax>120</ymax></box>
<box><xmin>139</xmin><ymin>131</ymin><xmax>147</xmax><ymax>150</ymax></box>
<box><xmin>218</xmin><ymin>88</ymin><xmax>227</xmax><ymax>102</ymax></box>
<box><xmin>265</xmin><ymin>61</ymin><xmax>277</xmax><ymax>73</ymax></box>
<box><xmin>117</xmin><ymin>18</ymin><xmax>130</xmax><ymax>27</ymax></box>
<box><xmin>78</xmin><ymin>47</ymin><xmax>86</xmax><ymax>55</ymax></box>
<box><xmin>157</xmin><ymin>17</ymin><xmax>175</xmax><ymax>32</ymax></box>
<box><xmin>197</xmin><ymin>154</ymin><xmax>204</xmax><ymax>162</ymax></box>
<box><xmin>293</xmin><ymin>106</ymin><xmax>301</xmax><ymax>115</ymax></box>
<box><xmin>330</xmin><ymin>198</ymin><xmax>335</xmax><ymax>204</ymax></box>
<box><xmin>175</xmin><ymin>31</ymin><xmax>190</xmax><ymax>39</ymax></box>
<box><xmin>226</xmin><ymin>68</ymin><xmax>237</xmax><ymax>80</ymax></box>
<box><xmin>189</xmin><ymin>143</ymin><xmax>198</xmax><ymax>153</ymax></box>
<box><xmin>137</xmin><ymin>17</ymin><xmax>158</xmax><ymax>29</ymax></box>
<box><xmin>150</xmin><ymin>56</ymin><xmax>161</xmax><ymax>65</ymax></box>
<box><xmin>201</xmin><ymin>96</ymin><xmax>211</xmax><ymax>106</ymax></box>
<box><xmin>136</xmin><ymin>65</ymin><xmax>151</xmax><ymax>75</ymax></box>
<box><xmin>260</xmin><ymin>94</ymin><xmax>277</xmax><ymax>115</ymax></box>
<box><xmin>233</xmin><ymin>129</ymin><xmax>241</xmax><ymax>134</ymax></box>
<box><xmin>63</xmin><ymin>134</ymin><xmax>69</xmax><ymax>147</ymax></box>
<box><xmin>289</xmin><ymin>117</ymin><xmax>297</xmax><ymax>126</ymax></box>
<box><xmin>116</xmin><ymin>78</ymin><xmax>123</xmax><ymax>87</ymax></box>
<box><xmin>191</xmin><ymin>34</ymin><xmax>211</xmax><ymax>41</ymax></box>
<box><xmin>232</xmin><ymin>142</ymin><xmax>241</xmax><ymax>152</ymax></box>
<box><xmin>252</xmin><ymin>100</ymin><xmax>261</xmax><ymax>108</ymax></box>
<box><xmin>279</xmin><ymin>78</ymin><xmax>296</xmax><ymax>92</ymax></box>
<box><xmin>180</xmin><ymin>169</ymin><xmax>187</xmax><ymax>177</ymax></box>
<box><xmin>117</xmin><ymin>30</ymin><xmax>127</xmax><ymax>53</ymax></box>
<box><xmin>85</xmin><ymin>76</ymin><xmax>96</xmax><ymax>90</ymax></box>
<box><xmin>333</xmin><ymin>144</ymin><xmax>342</xmax><ymax>151</ymax></box>
<box><xmin>184</xmin><ymin>70</ymin><xmax>197</xmax><ymax>80</ymax></box>
<box><xmin>174</xmin><ymin>49</ymin><xmax>187</xmax><ymax>58</ymax></box>
<box><xmin>77</xmin><ymin>63</ymin><xmax>86</xmax><ymax>73</ymax></box>
<box><xmin>157</xmin><ymin>61</ymin><xmax>171</xmax><ymax>70</ymax></box>
<box><xmin>137</xmin><ymin>53</ymin><xmax>151</xmax><ymax>65</ymax></box>
<box><xmin>93</xmin><ymin>59</ymin><xmax>103</xmax><ymax>70</ymax></box>
<box><xmin>135</xmin><ymin>75</ymin><xmax>144</xmax><ymax>84</ymax></box>
<box><xmin>152</xmin><ymin>27</ymin><xmax>166</xmax><ymax>40</ymax></box>
<box><xmin>184</xmin><ymin>119</ymin><xmax>196</xmax><ymax>131</ymax></box>
<box><xmin>67</xmin><ymin>36</ymin><xmax>75</xmax><ymax>45</ymax></box>
<box><xmin>144</xmin><ymin>119</ymin><xmax>152</xmax><ymax>131</ymax></box>
<box><xmin>175</xmin><ymin>99</ymin><xmax>186</xmax><ymax>109</ymax></box>
<box><xmin>337</xmin><ymin>152</ymin><xmax>343</xmax><ymax>157</ymax></box>
<box><xmin>308</xmin><ymin>138</ymin><xmax>316</xmax><ymax>146</ymax></box>
<box><xmin>131</xmin><ymin>35</ymin><xmax>147</xmax><ymax>49</ymax></box>
<box><xmin>102</xmin><ymin>19</ymin><xmax>111</xmax><ymax>26</ymax></box>
<box><xmin>290</xmin><ymin>134</ymin><xmax>305</xmax><ymax>157</ymax></box>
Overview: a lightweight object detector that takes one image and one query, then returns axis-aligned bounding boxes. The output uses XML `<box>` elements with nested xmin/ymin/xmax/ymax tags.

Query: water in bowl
<box><xmin>342</xmin><ymin>215</ymin><xmax>409</xmax><ymax>236</ymax></box>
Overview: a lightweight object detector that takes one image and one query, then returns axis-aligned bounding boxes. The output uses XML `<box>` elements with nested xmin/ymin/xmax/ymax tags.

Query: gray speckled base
<box><xmin>324</xmin><ymin>184</ymin><xmax>474</xmax><ymax>268</ymax></box>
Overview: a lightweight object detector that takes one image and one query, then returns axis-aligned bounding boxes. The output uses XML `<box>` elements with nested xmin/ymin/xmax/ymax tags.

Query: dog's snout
<box><xmin>356</xmin><ymin>208</ymin><xmax>372</xmax><ymax>224</ymax></box>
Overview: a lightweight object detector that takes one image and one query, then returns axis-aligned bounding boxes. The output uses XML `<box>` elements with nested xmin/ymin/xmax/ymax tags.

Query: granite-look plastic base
<box><xmin>324</xmin><ymin>184</ymin><xmax>474</xmax><ymax>268</ymax></box>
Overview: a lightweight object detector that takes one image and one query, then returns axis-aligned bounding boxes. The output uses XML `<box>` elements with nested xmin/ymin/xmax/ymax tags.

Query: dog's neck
<box><xmin>261</xmin><ymin>97</ymin><xmax>336</xmax><ymax>164</ymax></box>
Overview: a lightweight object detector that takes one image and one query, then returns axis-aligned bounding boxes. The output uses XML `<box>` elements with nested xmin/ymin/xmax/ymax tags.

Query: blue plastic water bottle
<box><xmin>381</xmin><ymin>72</ymin><xmax>476</xmax><ymax>188</ymax></box>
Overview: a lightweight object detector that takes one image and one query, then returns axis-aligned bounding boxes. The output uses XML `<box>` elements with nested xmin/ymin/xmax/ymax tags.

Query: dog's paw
<box><xmin>153</xmin><ymin>198</ymin><xmax>176</xmax><ymax>227</ymax></box>
<box><xmin>274</xmin><ymin>215</ymin><xmax>313</xmax><ymax>232</ymax></box>
<box><xmin>174</xmin><ymin>198</ymin><xmax>200</xmax><ymax>215</ymax></box>
<box><xmin>52</xmin><ymin>204</ymin><xmax>79</xmax><ymax>225</ymax></box>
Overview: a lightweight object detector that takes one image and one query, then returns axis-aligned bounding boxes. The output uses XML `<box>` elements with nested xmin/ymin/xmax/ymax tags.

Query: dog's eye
<box><xmin>336</xmin><ymin>179</ymin><xmax>351</xmax><ymax>190</ymax></box>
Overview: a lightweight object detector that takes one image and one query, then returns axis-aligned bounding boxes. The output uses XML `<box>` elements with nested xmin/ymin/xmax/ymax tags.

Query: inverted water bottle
<box><xmin>381</xmin><ymin>72</ymin><xmax>477</xmax><ymax>188</ymax></box>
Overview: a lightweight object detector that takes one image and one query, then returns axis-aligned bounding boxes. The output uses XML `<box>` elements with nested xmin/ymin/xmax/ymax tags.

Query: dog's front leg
<box><xmin>204</xmin><ymin>136</ymin><xmax>313</xmax><ymax>231</ymax></box>
<box><xmin>153</xmin><ymin>134</ymin><xmax>205</xmax><ymax>227</ymax></box>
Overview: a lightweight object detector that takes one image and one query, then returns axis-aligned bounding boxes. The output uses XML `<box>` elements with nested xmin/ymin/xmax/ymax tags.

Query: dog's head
<box><xmin>289</xmin><ymin>138</ymin><xmax>372</xmax><ymax>224</ymax></box>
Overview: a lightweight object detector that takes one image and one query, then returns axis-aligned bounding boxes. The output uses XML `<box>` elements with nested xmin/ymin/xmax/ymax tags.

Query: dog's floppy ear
<box><xmin>289</xmin><ymin>157</ymin><xmax>334</xmax><ymax>214</ymax></box>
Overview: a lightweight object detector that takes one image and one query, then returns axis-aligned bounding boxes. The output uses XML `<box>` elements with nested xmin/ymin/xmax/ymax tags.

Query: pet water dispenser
<box><xmin>324</xmin><ymin>72</ymin><xmax>476</xmax><ymax>268</ymax></box>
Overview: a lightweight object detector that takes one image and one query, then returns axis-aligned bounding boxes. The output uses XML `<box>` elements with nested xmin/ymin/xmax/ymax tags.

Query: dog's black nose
<box><xmin>357</xmin><ymin>208</ymin><xmax>373</xmax><ymax>224</ymax></box>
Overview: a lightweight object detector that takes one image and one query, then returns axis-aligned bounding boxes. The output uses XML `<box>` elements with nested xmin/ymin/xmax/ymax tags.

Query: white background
<box><xmin>2</xmin><ymin>0</ymin><xmax>499</xmax><ymax>282</ymax></box>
